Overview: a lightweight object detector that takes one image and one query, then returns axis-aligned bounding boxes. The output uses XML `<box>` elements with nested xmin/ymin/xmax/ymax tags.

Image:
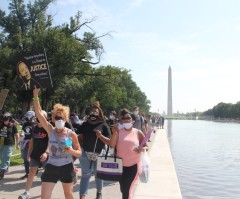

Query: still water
<box><xmin>166</xmin><ymin>120</ymin><xmax>240</xmax><ymax>199</ymax></box>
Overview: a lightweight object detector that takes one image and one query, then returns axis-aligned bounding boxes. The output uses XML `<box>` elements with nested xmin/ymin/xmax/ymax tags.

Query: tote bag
<box><xmin>96</xmin><ymin>146</ymin><xmax>123</xmax><ymax>181</ymax></box>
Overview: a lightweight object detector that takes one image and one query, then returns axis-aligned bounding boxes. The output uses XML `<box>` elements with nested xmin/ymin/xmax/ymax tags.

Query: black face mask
<box><xmin>89</xmin><ymin>114</ymin><xmax>98</xmax><ymax>121</ymax></box>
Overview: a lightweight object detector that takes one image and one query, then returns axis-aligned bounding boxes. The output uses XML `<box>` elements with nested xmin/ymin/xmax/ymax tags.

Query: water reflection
<box><xmin>167</xmin><ymin>120</ymin><xmax>240</xmax><ymax>199</ymax></box>
<box><xmin>166</xmin><ymin>119</ymin><xmax>172</xmax><ymax>138</ymax></box>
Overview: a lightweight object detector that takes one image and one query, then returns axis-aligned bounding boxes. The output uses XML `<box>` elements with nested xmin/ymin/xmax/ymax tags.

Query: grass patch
<box><xmin>10</xmin><ymin>152</ymin><xmax>23</xmax><ymax>166</ymax></box>
<box><xmin>10</xmin><ymin>124</ymin><xmax>23</xmax><ymax>166</ymax></box>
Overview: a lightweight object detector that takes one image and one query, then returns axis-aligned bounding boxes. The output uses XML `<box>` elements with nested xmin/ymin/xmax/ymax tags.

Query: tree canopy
<box><xmin>0</xmin><ymin>0</ymin><xmax>151</xmax><ymax>117</ymax></box>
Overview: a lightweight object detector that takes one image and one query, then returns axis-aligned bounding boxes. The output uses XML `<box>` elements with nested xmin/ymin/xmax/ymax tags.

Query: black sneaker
<box><xmin>4</xmin><ymin>168</ymin><xmax>8</xmax><ymax>174</ymax></box>
<box><xmin>19</xmin><ymin>174</ymin><xmax>28</xmax><ymax>180</ymax></box>
<box><xmin>96</xmin><ymin>192</ymin><xmax>102</xmax><ymax>199</ymax></box>
<box><xmin>0</xmin><ymin>171</ymin><xmax>4</xmax><ymax>179</ymax></box>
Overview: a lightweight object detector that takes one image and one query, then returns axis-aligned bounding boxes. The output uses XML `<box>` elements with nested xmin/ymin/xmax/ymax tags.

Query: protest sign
<box><xmin>16</xmin><ymin>50</ymin><xmax>53</xmax><ymax>90</ymax></box>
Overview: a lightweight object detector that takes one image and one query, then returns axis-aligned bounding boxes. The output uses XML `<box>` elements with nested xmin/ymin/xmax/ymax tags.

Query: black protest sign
<box><xmin>17</xmin><ymin>50</ymin><xmax>53</xmax><ymax>90</ymax></box>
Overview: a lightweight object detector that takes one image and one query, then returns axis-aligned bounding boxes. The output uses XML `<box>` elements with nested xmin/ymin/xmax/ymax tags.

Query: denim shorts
<box><xmin>41</xmin><ymin>163</ymin><xmax>75</xmax><ymax>183</ymax></box>
<box><xmin>29</xmin><ymin>158</ymin><xmax>47</xmax><ymax>168</ymax></box>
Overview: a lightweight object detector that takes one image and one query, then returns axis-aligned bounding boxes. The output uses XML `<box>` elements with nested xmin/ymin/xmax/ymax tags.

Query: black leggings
<box><xmin>119</xmin><ymin>164</ymin><xmax>138</xmax><ymax>199</ymax></box>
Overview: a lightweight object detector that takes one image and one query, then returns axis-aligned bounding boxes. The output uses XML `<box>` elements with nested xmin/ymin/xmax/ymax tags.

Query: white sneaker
<box><xmin>18</xmin><ymin>192</ymin><xmax>29</xmax><ymax>199</ymax></box>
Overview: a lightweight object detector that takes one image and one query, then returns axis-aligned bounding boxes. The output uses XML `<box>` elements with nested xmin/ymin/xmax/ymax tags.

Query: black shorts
<box><xmin>41</xmin><ymin>163</ymin><xmax>76</xmax><ymax>183</ymax></box>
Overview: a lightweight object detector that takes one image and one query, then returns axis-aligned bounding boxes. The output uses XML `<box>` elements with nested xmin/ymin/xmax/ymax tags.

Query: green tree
<box><xmin>0</xmin><ymin>0</ymin><xmax>108</xmax><ymax>114</ymax></box>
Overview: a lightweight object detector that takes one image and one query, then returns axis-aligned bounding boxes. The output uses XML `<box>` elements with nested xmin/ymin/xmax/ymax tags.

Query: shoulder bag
<box><xmin>96</xmin><ymin>145</ymin><xmax>123</xmax><ymax>181</ymax></box>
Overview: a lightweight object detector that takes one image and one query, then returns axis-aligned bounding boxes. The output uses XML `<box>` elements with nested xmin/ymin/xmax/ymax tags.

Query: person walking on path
<box><xmin>33</xmin><ymin>86</ymin><xmax>82</xmax><ymax>199</ymax></box>
<box><xmin>18</xmin><ymin>110</ymin><xmax>49</xmax><ymax>199</ymax></box>
<box><xmin>132</xmin><ymin>106</ymin><xmax>146</xmax><ymax>135</ymax></box>
<box><xmin>100</xmin><ymin>108</ymin><xmax>148</xmax><ymax>199</ymax></box>
<box><xmin>78</xmin><ymin>101</ymin><xmax>111</xmax><ymax>199</ymax></box>
<box><xmin>19</xmin><ymin>111</ymin><xmax>36</xmax><ymax>180</ymax></box>
<box><xmin>0</xmin><ymin>112</ymin><xmax>19</xmax><ymax>179</ymax></box>
<box><xmin>160</xmin><ymin>116</ymin><xmax>165</xmax><ymax>129</ymax></box>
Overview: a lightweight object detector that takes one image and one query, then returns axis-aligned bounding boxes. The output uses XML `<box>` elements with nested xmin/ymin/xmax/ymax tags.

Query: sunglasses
<box><xmin>122</xmin><ymin>117</ymin><xmax>132</xmax><ymax>121</ymax></box>
<box><xmin>3</xmin><ymin>117</ymin><xmax>9</xmax><ymax>121</ymax></box>
<box><xmin>55</xmin><ymin>116</ymin><xmax>63</xmax><ymax>120</ymax></box>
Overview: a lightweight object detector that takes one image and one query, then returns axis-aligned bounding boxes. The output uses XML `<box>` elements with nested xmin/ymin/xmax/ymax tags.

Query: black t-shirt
<box><xmin>22</xmin><ymin>121</ymin><xmax>36</xmax><ymax>141</ymax></box>
<box><xmin>0</xmin><ymin>122</ymin><xmax>18</xmax><ymax>145</ymax></box>
<box><xmin>79</xmin><ymin>121</ymin><xmax>111</xmax><ymax>154</ymax></box>
<box><xmin>30</xmin><ymin>124</ymin><xmax>49</xmax><ymax>160</ymax></box>
<box><xmin>72</xmin><ymin>123</ymin><xmax>81</xmax><ymax>135</ymax></box>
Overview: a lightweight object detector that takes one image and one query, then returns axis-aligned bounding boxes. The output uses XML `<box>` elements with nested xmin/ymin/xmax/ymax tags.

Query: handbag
<box><xmin>139</xmin><ymin>149</ymin><xmax>150</xmax><ymax>183</ymax></box>
<box><xmin>96</xmin><ymin>146</ymin><xmax>123</xmax><ymax>181</ymax></box>
<box><xmin>86</xmin><ymin>137</ymin><xmax>99</xmax><ymax>161</ymax></box>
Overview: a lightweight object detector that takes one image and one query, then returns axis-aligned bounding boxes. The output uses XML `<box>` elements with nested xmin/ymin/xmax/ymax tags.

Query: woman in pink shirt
<box><xmin>109</xmin><ymin>108</ymin><xmax>148</xmax><ymax>199</ymax></box>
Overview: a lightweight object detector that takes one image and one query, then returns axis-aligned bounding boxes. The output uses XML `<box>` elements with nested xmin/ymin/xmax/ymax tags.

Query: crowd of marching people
<box><xmin>0</xmin><ymin>87</ymin><xmax>165</xmax><ymax>199</ymax></box>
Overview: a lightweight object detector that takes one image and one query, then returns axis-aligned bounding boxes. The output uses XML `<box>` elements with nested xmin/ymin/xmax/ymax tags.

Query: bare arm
<box><xmin>96</xmin><ymin>130</ymin><xmax>110</xmax><ymax>145</ymax></box>
<box><xmin>108</xmin><ymin>126</ymin><xmax>118</xmax><ymax>148</ymax></box>
<box><xmin>33</xmin><ymin>86</ymin><xmax>53</xmax><ymax>135</ymax></box>
<box><xmin>65</xmin><ymin>132</ymin><xmax>82</xmax><ymax>157</ymax></box>
<box><xmin>134</xmin><ymin>130</ymin><xmax>148</xmax><ymax>153</ymax></box>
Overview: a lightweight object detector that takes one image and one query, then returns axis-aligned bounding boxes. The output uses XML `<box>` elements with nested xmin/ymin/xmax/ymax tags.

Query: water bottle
<box><xmin>65</xmin><ymin>138</ymin><xmax>72</xmax><ymax>150</ymax></box>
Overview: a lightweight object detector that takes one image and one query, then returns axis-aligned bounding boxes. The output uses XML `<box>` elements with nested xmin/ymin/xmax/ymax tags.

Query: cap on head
<box><xmin>25</xmin><ymin>111</ymin><xmax>35</xmax><ymax>120</ymax></box>
<box><xmin>3</xmin><ymin>112</ymin><xmax>12</xmax><ymax>118</ymax></box>
<box><xmin>41</xmin><ymin>110</ymin><xmax>47</xmax><ymax>119</ymax></box>
<box><xmin>71</xmin><ymin>115</ymin><xmax>81</xmax><ymax>124</ymax></box>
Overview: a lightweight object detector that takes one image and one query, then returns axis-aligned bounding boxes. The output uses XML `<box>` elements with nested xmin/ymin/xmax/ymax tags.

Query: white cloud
<box><xmin>130</xmin><ymin>0</ymin><xmax>145</xmax><ymax>7</ymax></box>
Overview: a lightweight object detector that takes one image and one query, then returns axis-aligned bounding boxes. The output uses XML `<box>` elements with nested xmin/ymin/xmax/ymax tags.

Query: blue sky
<box><xmin>1</xmin><ymin>0</ymin><xmax>240</xmax><ymax>113</ymax></box>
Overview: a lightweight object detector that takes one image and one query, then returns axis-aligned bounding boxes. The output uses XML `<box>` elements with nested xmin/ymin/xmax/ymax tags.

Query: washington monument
<box><xmin>167</xmin><ymin>66</ymin><xmax>172</xmax><ymax>115</ymax></box>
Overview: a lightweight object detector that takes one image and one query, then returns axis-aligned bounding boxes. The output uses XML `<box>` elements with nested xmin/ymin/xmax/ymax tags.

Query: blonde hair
<box><xmin>51</xmin><ymin>103</ymin><xmax>69</xmax><ymax>121</ymax></box>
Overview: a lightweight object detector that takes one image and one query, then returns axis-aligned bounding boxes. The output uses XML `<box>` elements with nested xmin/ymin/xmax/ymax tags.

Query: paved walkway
<box><xmin>134</xmin><ymin>128</ymin><xmax>182</xmax><ymax>199</ymax></box>
<box><xmin>0</xmin><ymin>128</ymin><xmax>182</xmax><ymax>199</ymax></box>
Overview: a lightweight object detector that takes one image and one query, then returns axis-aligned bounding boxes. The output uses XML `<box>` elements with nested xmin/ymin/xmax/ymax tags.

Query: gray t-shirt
<box><xmin>133</xmin><ymin>115</ymin><xmax>143</xmax><ymax>131</ymax></box>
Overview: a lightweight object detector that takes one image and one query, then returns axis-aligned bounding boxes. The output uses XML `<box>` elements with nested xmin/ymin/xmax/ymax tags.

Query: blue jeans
<box><xmin>0</xmin><ymin>144</ymin><xmax>14</xmax><ymax>171</ymax></box>
<box><xmin>79</xmin><ymin>148</ymin><xmax>103</xmax><ymax>195</ymax></box>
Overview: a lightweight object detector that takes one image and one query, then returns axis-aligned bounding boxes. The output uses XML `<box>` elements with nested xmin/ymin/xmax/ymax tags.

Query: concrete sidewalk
<box><xmin>133</xmin><ymin>128</ymin><xmax>182</xmax><ymax>199</ymax></box>
<box><xmin>0</xmin><ymin>128</ymin><xmax>182</xmax><ymax>199</ymax></box>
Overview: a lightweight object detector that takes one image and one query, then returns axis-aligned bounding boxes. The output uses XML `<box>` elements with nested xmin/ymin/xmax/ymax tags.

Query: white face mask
<box><xmin>55</xmin><ymin>120</ymin><xmax>65</xmax><ymax>129</ymax></box>
<box><xmin>133</xmin><ymin>111</ymin><xmax>139</xmax><ymax>116</ymax></box>
<box><xmin>110</xmin><ymin>115</ymin><xmax>115</xmax><ymax>120</ymax></box>
<box><xmin>118</xmin><ymin>123</ymin><xmax>123</xmax><ymax>129</ymax></box>
<box><xmin>122</xmin><ymin>122</ymin><xmax>132</xmax><ymax>129</ymax></box>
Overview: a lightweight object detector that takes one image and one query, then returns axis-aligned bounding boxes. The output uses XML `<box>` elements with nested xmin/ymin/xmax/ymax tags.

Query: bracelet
<box><xmin>32</xmin><ymin>97</ymin><xmax>40</xmax><ymax>101</ymax></box>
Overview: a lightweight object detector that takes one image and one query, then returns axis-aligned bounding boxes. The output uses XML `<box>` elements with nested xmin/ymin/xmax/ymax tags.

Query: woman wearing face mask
<box><xmin>0</xmin><ymin>112</ymin><xmax>19</xmax><ymax>179</ymax></box>
<box><xmin>107</xmin><ymin>108</ymin><xmax>148</xmax><ymax>199</ymax></box>
<box><xmin>33</xmin><ymin>86</ymin><xmax>82</xmax><ymax>199</ymax></box>
<box><xmin>78</xmin><ymin>101</ymin><xmax>111</xmax><ymax>199</ymax></box>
